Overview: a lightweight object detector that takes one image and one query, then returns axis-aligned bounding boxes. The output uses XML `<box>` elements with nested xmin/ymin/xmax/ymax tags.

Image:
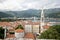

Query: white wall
<box><xmin>15</xmin><ymin>32</ymin><xmax>24</xmax><ymax>38</ymax></box>
<box><xmin>33</xmin><ymin>25</ymin><xmax>39</xmax><ymax>34</ymax></box>
<box><xmin>25</xmin><ymin>25</ymin><xmax>32</xmax><ymax>33</ymax></box>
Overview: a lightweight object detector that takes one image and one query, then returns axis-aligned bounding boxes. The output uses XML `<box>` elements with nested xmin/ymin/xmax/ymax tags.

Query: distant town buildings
<box><xmin>0</xmin><ymin>20</ymin><xmax>59</xmax><ymax>40</ymax></box>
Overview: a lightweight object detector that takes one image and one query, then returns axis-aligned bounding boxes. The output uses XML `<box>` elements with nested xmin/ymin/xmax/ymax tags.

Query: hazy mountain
<box><xmin>0</xmin><ymin>12</ymin><xmax>13</xmax><ymax>18</ymax></box>
<box><xmin>3</xmin><ymin>9</ymin><xmax>41</xmax><ymax>18</ymax></box>
<box><xmin>0</xmin><ymin>8</ymin><xmax>60</xmax><ymax>18</ymax></box>
<box><xmin>44</xmin><ymin>8</ymin><xmax>60</xmax><ymax>18</ymax></box>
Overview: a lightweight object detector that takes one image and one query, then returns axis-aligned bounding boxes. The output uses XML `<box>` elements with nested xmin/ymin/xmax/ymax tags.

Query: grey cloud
<box><xmin>0</xmin><ymin>0</ymin><xmax>6</xmax><ymax>3</ymax></box>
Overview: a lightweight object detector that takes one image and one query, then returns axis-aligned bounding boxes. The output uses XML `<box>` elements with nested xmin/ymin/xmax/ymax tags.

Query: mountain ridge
<box><xmin>0</xmin><ymin>8</ymin><xmax>60</xmax><ymax>18</ymax></box>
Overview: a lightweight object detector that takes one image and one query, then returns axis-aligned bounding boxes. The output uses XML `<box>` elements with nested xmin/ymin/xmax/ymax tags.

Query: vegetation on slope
<box><xmin>38</xmin><ymin>25</ymin><xmax>60</xmax><ymax>39</ymax></box>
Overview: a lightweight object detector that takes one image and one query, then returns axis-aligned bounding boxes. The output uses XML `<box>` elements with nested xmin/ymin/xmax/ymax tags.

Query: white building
<box><xmin>15</xmin><ymin>29</ymin><xmax>24</xmax><ymax>38</ymax></box>
<box><xmin>25</xmin><ymin>25</ymin><xmax>32</xmax><ymax>33</ymax></box>
<box><xmin>33</xmin><ymin>25</ymin><xmax>39</xmax><ymax>34</ymax></box>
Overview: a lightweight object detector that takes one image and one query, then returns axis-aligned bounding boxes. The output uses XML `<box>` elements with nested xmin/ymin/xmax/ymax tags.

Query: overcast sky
<box><xmin>0</xmin><ymin>0</ymin><xmax>60</xmax><ymax>11</ymax></box>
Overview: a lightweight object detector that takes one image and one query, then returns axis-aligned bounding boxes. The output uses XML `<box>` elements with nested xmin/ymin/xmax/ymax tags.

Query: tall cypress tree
<box><xmin>0</xmin><ymin>27</ymin><xmax>4</xmax><ymax>39</ymax></box>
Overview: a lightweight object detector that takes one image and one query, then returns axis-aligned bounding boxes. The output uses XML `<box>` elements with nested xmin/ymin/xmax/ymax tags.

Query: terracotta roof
<box><xmin>0</xmin><ymin>20</ymin><xmax>40</xmax><ymax>29</ymax></box>
<box><xmin>32</xmin><ymin>22</ymin><xmax>40</xmax><ymax>25</ymax></box>
<box><xmin>9</xmin><ymin>28</ymin><xmax>15</xmax><ymax>32</ymax></box>
<box><xmin>43</xmin><ymin>25</ymin><xmax>50</xmax><ymax>29</ymax></box>
<box><xmin>0</xmin><ymin>22</ymin><xmax>13</xmax><ymax>27</ymax></box>
<box><xmin>15</xmin><ymin>29</ymin><xmax>24</xmax><ymax>33</ymax></box>
<box><xmin>24</xmin><ymin>33</ymin><xmax>35</xmax><ymax>39</ymax></box>
<box><xmin>0</xmin><ymin>22</ymin><xmax>20</xmax><ymax>28</ymax></box>
<box><xmin>7</xmin><ymin>33</ymin><xmax>15</xmax><ymax>38</ymax></box>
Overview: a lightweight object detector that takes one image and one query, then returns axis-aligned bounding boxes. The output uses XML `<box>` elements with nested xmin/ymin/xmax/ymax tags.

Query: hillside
<box><xmin>48</xmin><ymin>12</ymin><xmax>60</xmax><ymax>18</ymax></box>
<box><xmin>4</xmin><ymin>9</ymin><xmax>41</xmax><ymax>18</ymax></box>
<box><xmin>0</xmin><ymin>12</ymin><xmax>13</xmax><ymax>18</ymax></box>
<box><xmin>0</xmin><ymin>8</ymin><xmax>60</xmax><ymax>18</ymax></box>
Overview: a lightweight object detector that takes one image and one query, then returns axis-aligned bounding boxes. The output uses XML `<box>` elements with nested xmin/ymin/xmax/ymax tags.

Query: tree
<box><xmin>0</xmin><ymin>18</ymin><xmax>1</xmax><ymax>21</ymax></box>
<box><xmin>0</xmin><ymin>27</ymin><xmax>4</xmax><ymax>39</ymax></box>
<box><xmin>38</xmin><ymin>25</ymin><xmax>60</xmax><ymax>39</ymax></box>
<box><xmin>15</xmin><ymin>25</ymin><xmax>24</xmax><ymax>30</ymax></box>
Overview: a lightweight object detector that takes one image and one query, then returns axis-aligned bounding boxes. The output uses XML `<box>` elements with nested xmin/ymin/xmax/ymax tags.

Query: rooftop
<box><xmin>7</xmin><ymin>33</ymin><xmax>15</xmax><ymax>38</ymax></box>
<box><xmin>15</xmin><ymin>29</ymin><xmax>24</xmax><ymax>33</ymax></box>
<box><xmin>24</xmin><ymin>33</ymin><xmax>35</xmax><ymax>39</ymax></box>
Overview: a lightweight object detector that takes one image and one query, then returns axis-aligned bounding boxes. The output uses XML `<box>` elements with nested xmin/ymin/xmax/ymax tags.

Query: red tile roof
<box><xmin>15</xmin><ymin>29</ymin><xmax>24</xmax><ymax>33</ymax></box>
<box><xmin>0</xmin><ymin>20</ymin><xmax>40</xmax><ymax>28</ymax></box>
<box><xmin>43</xmin><ymin>25</ymin><xmax>50</xmax><ymax>29</ymax></box>
<box><xmin>24</xmin><ymin>33</ymin><xmax>35</xmax><ymax>39</ymax></box>
<box><xmin>7</xmin><ymin>33</ymin><xmax>15</xmax><ymax>38</ymax></box>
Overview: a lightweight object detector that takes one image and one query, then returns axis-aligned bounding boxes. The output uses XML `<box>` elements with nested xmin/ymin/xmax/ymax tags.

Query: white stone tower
<box><xmin>40</xmin><ymin>8</ymin><xmax>45</xmax><ymax>33</ymax></box>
